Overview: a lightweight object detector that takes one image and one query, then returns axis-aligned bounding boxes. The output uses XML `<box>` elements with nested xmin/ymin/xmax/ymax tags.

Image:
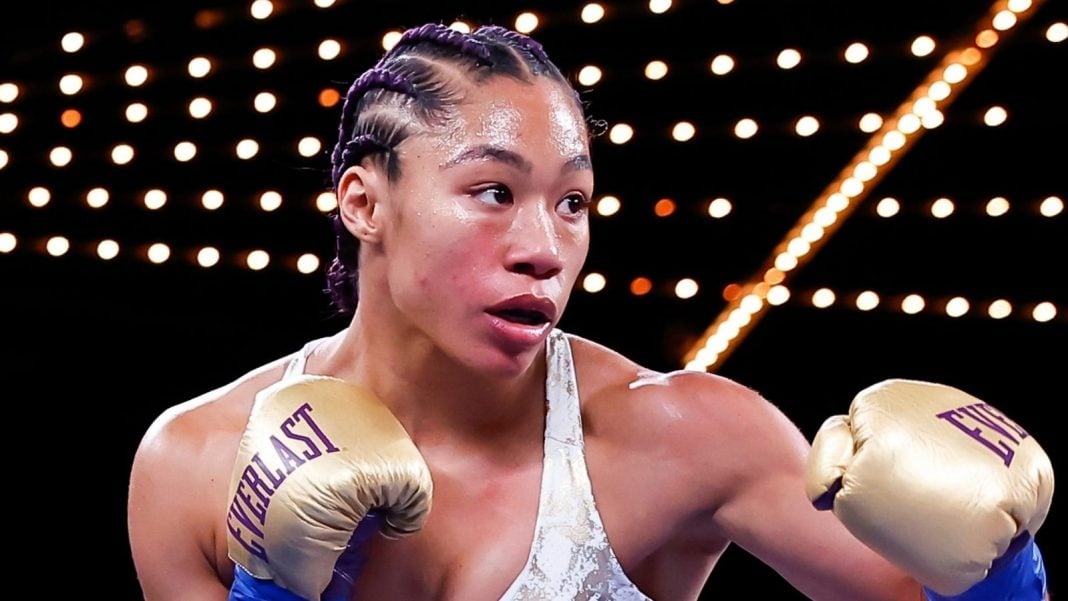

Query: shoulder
<box><xmin>129</xmin><ymin>348</ymin><xmax>303</xmax><ymax>491</ymax></box>
<box><xmin>568</xmin><ymin>332</ymin><xmax>794</xmax><ymax>436</ymax></box>
<box><xmin>568</xmin><ymin>333</ymin><xmax>810</xmax><ymax>496</ymax></box>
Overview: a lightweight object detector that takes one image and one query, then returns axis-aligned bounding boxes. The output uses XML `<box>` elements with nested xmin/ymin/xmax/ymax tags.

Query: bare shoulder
<box><xmin>127</xmin><ymin>352</ymin><xmax>296</xmax><ymax>595</ymax></box>
<box><xmin>135</xmin><ymin>354</ymin><xmax>293</xmax><ymax>462</ymax></box>
<box><xmin>568</xmin><ymin>333</ymin><xmax>810</xmax><ymax>500</ymax></box>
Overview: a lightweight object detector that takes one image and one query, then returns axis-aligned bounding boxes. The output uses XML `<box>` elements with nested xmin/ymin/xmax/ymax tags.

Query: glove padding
<box><xmin>805</xmin><ymin>378</ymin><xmax>1054</xmax><ymax>596</ymax></box>
<box><xmin>226</xmin><ymin>374</ymin><xmax>433</xmax><ymax>600</ymax></box>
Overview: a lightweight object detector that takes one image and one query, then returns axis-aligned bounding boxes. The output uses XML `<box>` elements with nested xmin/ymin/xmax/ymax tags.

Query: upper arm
<box><xmin>672</xmin><ymin>375</ymin><xmax>920</xmax><ymax>601</ymax></box>
<box><xmin>128</xmin><ymin>407</ymin><xmax>233</xmax><ymax>601</ymax></box>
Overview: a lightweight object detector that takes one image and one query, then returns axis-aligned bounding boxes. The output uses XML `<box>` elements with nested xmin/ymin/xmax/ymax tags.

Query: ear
<box><xmin>337</xmin><ymin>164</ymin><xmax>387</xmax><ymax>244</ymax></box>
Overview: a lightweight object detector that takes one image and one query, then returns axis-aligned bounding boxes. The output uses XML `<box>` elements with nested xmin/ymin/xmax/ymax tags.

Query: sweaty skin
<box><xmin>476</xmin><ymin>101</ymin><xmax>522</xmax><ymax>150</ymax></box>
<box><xmin>128</xmin><ymin>74</ymin><xmax>923</xmax><ymax>601</ymax></box>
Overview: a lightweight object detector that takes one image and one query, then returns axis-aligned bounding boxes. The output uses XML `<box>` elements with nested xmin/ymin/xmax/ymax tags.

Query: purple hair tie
<box><xmin>395</xmin><ymin>22</ymin><xmax>493</xmax><ymax>64</ymax></box>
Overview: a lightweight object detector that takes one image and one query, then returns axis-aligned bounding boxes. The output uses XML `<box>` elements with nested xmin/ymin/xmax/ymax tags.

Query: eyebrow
<box><xmin>441</xmin><ymin>144</ymin><xmax>591</xmax><ymax>175</ymax></box>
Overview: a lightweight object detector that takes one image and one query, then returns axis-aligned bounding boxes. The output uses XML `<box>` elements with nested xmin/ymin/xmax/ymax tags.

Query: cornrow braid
<box><xmin>330</xmin><ymin>67</ymin><xmax>419</xmax><ymax>189</ymax></box>
<box><xmin>473</xmin><ymin>25</ymin><xmax>550</xmax><ymax>67</ymax></box>
<box><xmin>389</xmin><ymin>22</ymin><xmax>494</xmax><ymax>65</ymax></box>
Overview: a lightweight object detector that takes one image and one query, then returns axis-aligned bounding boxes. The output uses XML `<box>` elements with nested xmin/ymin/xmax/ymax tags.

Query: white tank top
<box><xmin>283</xmin><ymin>329</ymin><xmax>652</xmax><ymax>600</ymax></box>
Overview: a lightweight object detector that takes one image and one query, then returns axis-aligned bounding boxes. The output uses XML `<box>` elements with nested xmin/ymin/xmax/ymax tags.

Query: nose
<box><xmin>505</xmin><ymin>203</ymin><xmax>564</xmax><ymax>280</ymax></box>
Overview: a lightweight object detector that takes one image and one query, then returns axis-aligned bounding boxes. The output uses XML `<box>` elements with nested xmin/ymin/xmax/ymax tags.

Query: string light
<box><xmin>298</xmin><ymin>136</ymin><xmax>322</xmax><ymax>157</ymax></box>
<box><xmin>911</xmin><ymin>35</ymin><xmax>937</xmax><ymax>57</ymax></box>
<box><xmin>843</xmin><ymin>42</ymin><xmax>870</xmax><ymax>64</ymax></box>
<box><xmin>61</xmin><ymin>32</ymin><xmax>85</xmax><ymax>53</ymax></box>
<box><xmin>776</xmin><ymin>49</ymin><xmax>801</xmax><ymax>70</ymax></box>
<box><xmin>630</xmin><ymin>277</ymin><xmax>653</xmax><ymax>296</ymax></box>
<box><xmin>796</xmin><ymin>287</ymin><xmax>1059</xmax><ymax>324</ymax></box>
<box><xmin>0</xmin><ymin>83</ymin><xmax>18</xmax><ymax>102</ymax></box>
<box><xmin>188</xmin><ymin>57</ymin><xmax>213</xmax><ymax>78</ymax></box>
<box><xmin>235</xmin><ymin>139</ymin><xmax>260</xmax><ymax>159</ymax></box>
<box><xmin>733</xmin><ymin>118</ymin><xmax>758</xmax><ymax>139</ymax></box>
<box><xmin>645</xmin><ymin>60</ymin><xmax>668</xmax><ymax>80</ymax></box>
<box><xmin>202</xmin><ymin>190</ymin><xmax>225</xmax><ymax>210</ymax></box>
<box><xmin>254</xmin><ymin>92</ymin><xmax>277</xmax><ymax>113</ymax></box>
<box><xmin>582</xmin><ymin>273</ymin><xmax>606</xmax><ymax>293</ymax></box>
<box><xmin>250</xmin><ymin>0</ymin><xmax>273</xmax><ymax>20</ymax></box>
<box><xmin>4</xmin><ymin>230</ymin><xmax>329</xmax><ymax>274</ymax></box>
<box><xmin>648</xmin><ymin>0</ymin><xmax>672</xmax><ymax>14</ymax></box>
<box><xmin>580</xmin><ymin>3</ymin><xmax>605</xmax><ymax>24</ymax></box>
<box><xmin>596</xmin><ymin>195</ymin><xmax>621</xmax><ymax>216</ymax></box>
<box><xmin>59</xmin><ymin>74</ymin><xmax>84</xmax><ymax>95</ymax></box>
<box><xmin>315</xmin><ymin>191</ymin><xmax>337</xmax><ymax>212</ymax></box>
<box><xmin>515</xmin><ymin>12</ymin><xmax>539</xmax><ymax>34</ymax></box>
<box><xmin>252</xmin><ymin>48</ymin><xmax>277</xmax><ymax>69</ymax></box>
<box><xmin>0</xmin><ymin>233</ymin><xmax>17</xmax><ymax>253</ymax></box>
<box><xmin>709</xmin><ymin>55</ymin><xmax>735</xmax><ymax>75</ymax></box>
<box><xmin>382</xmin><ymin>31</ymin><xmax>403</xmax><ymax>51</ymax></box>
<box><xmin>174</xmin><ymin>141</ymin><xmax>197</xmax><ymax>162</ymax></box>
<box><xmin>577</xmin><ymin>65</ymin><xmax>602</xmax><ymax>86</ymax></box>
<box><xmin>318</xmin><ymin>39</ymin><xmax>342</xmax><ymax>60</ymax></box>
<box><xmin>125</xmin><ymin>103</ymin><xmax>148</xmax><ymax>123</ymax></box>
<box><xmin>608</xmin><ymin>123</ymin><xmax>633</xmax><ymax>144</ymax></box>
<box><xmin>671</xmin><ymin>121</ymin><xmax>695</xmax><ymax>141</ymax></box>
<box><xmin>87</xmin><ymin>187</ymin><xmax>109</xmax><ymax>208</ymax></box>
<box><xmin>707</xmin><ymin>197</ymin><xmax>732</xmax><ymax>218</ymax></box>
<box><xmin>189</xmin><ymin>97</ymin><xmax>213</xmax><ymax>118</ymax></box>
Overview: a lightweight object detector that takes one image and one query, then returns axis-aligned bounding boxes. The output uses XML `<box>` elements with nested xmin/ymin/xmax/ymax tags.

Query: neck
<box><xmin>321</xmin><ymin>304</ymin><xmax>547</xmax><ymax>454</ymax></box>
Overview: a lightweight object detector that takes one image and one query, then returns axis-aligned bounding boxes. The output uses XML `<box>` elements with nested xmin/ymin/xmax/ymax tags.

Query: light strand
<box><xmin>682</xmin><ymin>0</ymin><xmax>1048</xmax><ymax>372</ymax></box>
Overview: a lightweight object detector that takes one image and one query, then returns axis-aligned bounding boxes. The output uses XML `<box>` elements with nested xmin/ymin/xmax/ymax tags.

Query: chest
<box><xmin>372</xmin><ymin>439</ymin><xmax>707</xmax><ymax>599</ymax></box>
<box><xmin>213</xmin><ymin>432</ymin><xmax>702</xmax><ymax>600</ymax></box>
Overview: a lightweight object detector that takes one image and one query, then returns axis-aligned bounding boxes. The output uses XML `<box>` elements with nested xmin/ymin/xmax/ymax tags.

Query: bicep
<box><xmin>128</xmin><ymin>416</ymin><xmax>230</xmax><ymax>601</ymax></box>
<box><xmin>695</xmin><ymin>386</ymin><xmax>918</xmax><ymax>601</ymax></box>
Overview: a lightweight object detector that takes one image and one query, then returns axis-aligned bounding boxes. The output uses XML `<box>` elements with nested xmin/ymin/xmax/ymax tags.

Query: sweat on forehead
<box><xmin>328</xmin><ymin>22</ymin><xmax>583</xmax><ymax>190</ymax></box>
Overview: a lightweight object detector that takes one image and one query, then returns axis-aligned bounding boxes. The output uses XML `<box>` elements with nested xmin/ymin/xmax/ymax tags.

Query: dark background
<box><xmin>2</xmin><ymin>0</ymin><xmax>1064</xmax><ymax>598</ymax></box>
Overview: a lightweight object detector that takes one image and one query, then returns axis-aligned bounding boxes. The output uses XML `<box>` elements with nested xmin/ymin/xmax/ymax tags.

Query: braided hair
<box><xmin>325</xmin><ymin>23</ymin><xmax>586</xmax><ymax>316</ymax></box>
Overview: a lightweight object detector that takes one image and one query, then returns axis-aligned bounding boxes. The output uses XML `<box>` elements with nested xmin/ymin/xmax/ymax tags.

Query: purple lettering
<box><xmin>270</xmin><ymin>435</ymin><xmax>306</xmax><ymax>475</ymax></box>
<box><xmin>227</xmin><ymin>497</ymin><xmax>267</xmax><ymax>561</ymax></box>
<box><xmin>974</xmin><ymin>403</ymin><xmax>1029</xmax><ymax>440</ymax></box>
<box><xmin>282</xmin><ymin>417</ymin><xmax>323</xmax><ymax>461</ymax></box>
<box><xmin>290</xmin><ymin>402</ymin><xmax>340</xmax><ymax>455</ymax></box>
<box><xmin>957</xmin><ymin>403</ymin><xmax>1020</xmax><ymax>445</ymax></box>
<box><xmin>937</xmin><ymin>407</ymin><xmax>1017</xmax><ymax>466</ymax></box>
<box><xmin>237</xmin><ymin>473</ymin><xmax>269</xmax><ymax>524</ymax></box>
<box><xmin>251</xmin><ymin>453</ymin><xmax>286</xmax><ymax>489</ymax></box>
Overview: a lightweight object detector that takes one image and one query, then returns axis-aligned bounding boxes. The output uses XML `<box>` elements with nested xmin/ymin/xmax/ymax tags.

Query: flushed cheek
<box><xmin>416</xmin><ymin>232</ymin><xmax>497</xmax><ymax>294</ymax></box>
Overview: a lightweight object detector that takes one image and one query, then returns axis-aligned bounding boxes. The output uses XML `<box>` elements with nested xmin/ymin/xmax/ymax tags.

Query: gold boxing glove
<box><xmin>805</xmin><ymin>378</ymin><xmax>1053</xmax><ymax>596</ymax></box>
<box><xmin>226</xmin><ymin>374</ymin><xmax>433</xmax><ymax>601</ymax></box>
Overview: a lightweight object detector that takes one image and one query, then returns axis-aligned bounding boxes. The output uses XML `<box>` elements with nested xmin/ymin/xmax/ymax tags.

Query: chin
<box><xmin>456</xmin><ymin>339</ymin><xmax>543</xmax><ymax>381</ymax></box>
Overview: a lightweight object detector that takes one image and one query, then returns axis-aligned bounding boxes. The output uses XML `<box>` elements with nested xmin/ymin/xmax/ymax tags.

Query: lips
<box><xmin>486</xmin><ymin>294</ymin><xmax>557</xmax><ymax>326</ymax></box>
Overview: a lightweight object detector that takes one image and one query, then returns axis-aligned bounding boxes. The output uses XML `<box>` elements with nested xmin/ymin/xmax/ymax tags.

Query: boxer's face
<box><xmin>380</xmin><ymin>76</ymin><xmax>592</xmax><ymax>376</ymax></box>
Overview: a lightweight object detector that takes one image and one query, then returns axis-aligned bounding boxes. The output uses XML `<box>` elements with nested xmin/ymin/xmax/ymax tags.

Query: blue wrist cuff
<box><xmin>923</xmin><ymin>537</ymin><xmax>1047</xmax><ymax>601</ymax></box>
<box><xmin>229</xmin><ymin>565</ymin><xmax>310</xmax><ymax>601</ymax></box>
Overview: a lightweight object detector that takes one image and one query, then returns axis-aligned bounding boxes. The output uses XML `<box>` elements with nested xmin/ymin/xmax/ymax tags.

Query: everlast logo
<box><xmin>937</xmin><ymin>402</ymin><xmax>1030</xmax><ymax>467</ymax></box>
<box><xmin>227</xmin><ymin>402</ymin><xmax>341</xmax><ymax>561</ymax></box>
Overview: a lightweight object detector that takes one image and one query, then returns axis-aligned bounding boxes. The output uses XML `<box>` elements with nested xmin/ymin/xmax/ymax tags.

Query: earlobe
<box><xmin>337</xmin><ymin>165</ymin><xmax>384</xmax><ymax>244</ymax></box>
